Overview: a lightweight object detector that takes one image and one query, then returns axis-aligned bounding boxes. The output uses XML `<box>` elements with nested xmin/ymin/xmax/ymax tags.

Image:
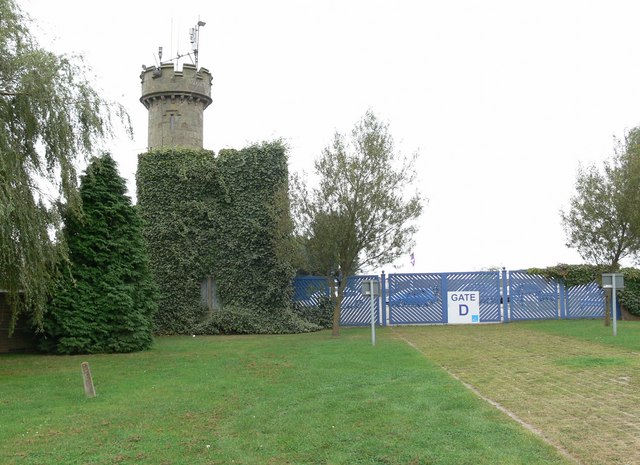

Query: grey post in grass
<box><xmin>362</xmin><ymin>280</ymin><xmax>380</xmax><ymax>346</ymax></box>
<box><xmin>602</xmin><ymin>273</ymin><xmax>624</xmax><ymax>337</ymax></box>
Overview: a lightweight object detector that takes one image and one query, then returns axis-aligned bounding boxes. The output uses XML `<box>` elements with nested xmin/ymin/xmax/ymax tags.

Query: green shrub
<box><xmin>527</xmin><ymin>264</ymin><xmax>606</xmax><ymax>287</ymax></box>
<box><xmin>292</xmin><ymin>297</ymin><xmax>333</xmax><ymax>329</ymax></box>
<box><xmin>619</xmin><ymin>268</ymin><xmax>640</xmax><ymax>316</ymax></box>
<box><xmin>194</xmin><ymin>304</ymin><xmax>316</xmax><ymax>335</ymax></box>
<box><xmin>41</xmin><ymin>154</ymin><xmax>158</xmax><ymax>354</ymax></box>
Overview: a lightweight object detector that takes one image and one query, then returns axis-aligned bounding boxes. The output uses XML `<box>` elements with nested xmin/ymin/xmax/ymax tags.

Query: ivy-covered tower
<box><xmin>137</xmin><ymin>27</ymin><xmax>310</xmax><ymax>336</ymax></box>
<box><xmin>140</xmin><ymin>62</ymin><xmax>212</xmax><ymax>150</ymax></box>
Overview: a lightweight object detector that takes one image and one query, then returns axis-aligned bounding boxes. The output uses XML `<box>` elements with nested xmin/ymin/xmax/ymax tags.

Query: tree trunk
<box><xmin>330</xmin><ymin>278</ymin><xmax>346</xmax><ymax>337</ymax></box>
<box><xmin>332</xmin><ymin>298</ymin><xmax>341</xmax><ymax>336</ymax></box>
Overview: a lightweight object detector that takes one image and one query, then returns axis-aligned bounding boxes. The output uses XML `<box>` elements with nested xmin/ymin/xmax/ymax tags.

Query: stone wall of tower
<box><xmin>140</xmin><ymin>63</ymin><xmax>212</xmax><ymax>150</ymax></box>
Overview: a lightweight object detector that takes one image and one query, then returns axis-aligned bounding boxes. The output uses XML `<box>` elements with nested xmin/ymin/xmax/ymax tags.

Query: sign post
<box><xmin>361</xmin><ymin>280</ymin><xmax>380</xmax><ymax>346</ymax></box>
<box><xmin>602</xmin><ymin>273</ymin><xmax>624</xmax><ymax>337</ymax></box>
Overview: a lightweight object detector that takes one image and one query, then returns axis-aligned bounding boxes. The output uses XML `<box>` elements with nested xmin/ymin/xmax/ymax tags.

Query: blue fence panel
<box><xmin>292</xmin><ymin>276</ymin><xmax>330</xmax><ymax>307</ymax></box>
<box><xmin>388</xmin><ymin>273</ymin><xmax>445</xmax><ymax>324</ymax></box>
<box><xmin>296</xmin><ymin>271</ymin><xmax>613</xmax><ymax>326</ymax></box>
<box><xmin>508</xmin><ymin>270</ymin><xmax>559</xmax><ymax>320</ymax></box>
<box><xmin>341</xmin><ymin>275</ymin><xmax>380</xmax><ymax>326</ymax></box>
<box><xmin>566</xmin><ymin>282</ymin><xmax>605</xmax><ymax>319</ymax></box>
<box><xmin>445</xmin><ymin>271</ymin><xmax>502</xmax><ymax>322</ymax></box>
<box><xmin>292</xmin><ymin>275</ymin><xmax>380</xmax><ymax>326</ymax></box>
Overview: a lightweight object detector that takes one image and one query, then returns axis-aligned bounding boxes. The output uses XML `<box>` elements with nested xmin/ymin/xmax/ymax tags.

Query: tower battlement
<box><xmin>140</xmin><ymin>63</ymin><xmax>212</xmax><ymax>109</ymax></box>
<box><xmin>140</xmin><ymin>63</ymin><xmax>213</xmax><ymax>150</ymax></box>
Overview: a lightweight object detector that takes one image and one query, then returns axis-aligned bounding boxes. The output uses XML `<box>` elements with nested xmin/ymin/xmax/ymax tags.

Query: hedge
<box><xmin>528</xmin><ymin>264</ymin><xmax>640</xmax><ymax>316</ymax></box>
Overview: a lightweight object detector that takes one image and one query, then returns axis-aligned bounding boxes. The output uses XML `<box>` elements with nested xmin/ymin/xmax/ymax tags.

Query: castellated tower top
<box><xmin>140</xmin><ymin>62</ymin><xmax>213</xmax><ymax>151</ymax></box>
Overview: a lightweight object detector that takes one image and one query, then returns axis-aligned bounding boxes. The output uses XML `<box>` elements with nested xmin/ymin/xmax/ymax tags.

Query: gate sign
<box><xmin>447</xmin><ymin>291</ymin><xmax>480</xmax><ymax>324</ymax></box>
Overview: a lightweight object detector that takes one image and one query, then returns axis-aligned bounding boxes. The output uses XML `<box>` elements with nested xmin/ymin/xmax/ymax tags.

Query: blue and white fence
<box><xmin>292</xmin><ymin>275</ymin><xmax>381</xmax><ymax>326</ymax></box>
<box><xmin>508</xmin><ymin>270</ymin><xmax>559</xmax><ymax>321</ymax></box>
<box><xmin>292</xmin><ymin>269</ymin><xmax>613</xmax><ymax>326</ymax></box>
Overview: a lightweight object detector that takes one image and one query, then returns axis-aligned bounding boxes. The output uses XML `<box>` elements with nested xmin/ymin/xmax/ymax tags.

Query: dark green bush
<box><xmin>292</xmin><ymin>297</ymin><xmax>333</xmax><ymax>329</ymax></box>
<box><xmin>619</xmin><ymin>268</ymin><xmax>640</xmax><ymax>316</ymax></box>
<box><xmin>41</xmin><ymin>154</ymin><xmax>158</xmax><ymax>354</ymax></box>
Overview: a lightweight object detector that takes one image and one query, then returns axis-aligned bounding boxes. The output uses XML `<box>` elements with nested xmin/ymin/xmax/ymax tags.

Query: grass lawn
<box><xmin>518</xmin><ymin>318</ymin><xmax>640</xmax><ymax>351</ymax></box>
<box><xmin>0</xmin><ymin>328</ymin><xmax>570</xmax><ymax>465</ymax></box>
<box><xmin>394</xmin><ymin>320</ymin><xmax>640</xmax><ymax>465</ymax></box>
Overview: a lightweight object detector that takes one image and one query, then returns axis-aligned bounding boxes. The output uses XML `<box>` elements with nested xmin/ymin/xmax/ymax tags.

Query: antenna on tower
<box><xmin>154</xmin><ymin>19</ymin><xmax>206</xmax><ymax>68</ymax></box>
<box><xmin>190</xmin><ymin>19</ymin><xmax>206</xmax><ymax>68</ymax></box>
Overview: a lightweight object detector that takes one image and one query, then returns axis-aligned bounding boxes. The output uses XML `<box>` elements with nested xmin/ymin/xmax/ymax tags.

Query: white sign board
<box><xmin>447</xmin><ymin>291</ymin><xmax>480</xmax><ymax>324</ymax></box>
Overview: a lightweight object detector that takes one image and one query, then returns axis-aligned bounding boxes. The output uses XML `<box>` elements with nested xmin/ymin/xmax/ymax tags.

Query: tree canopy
<box><xmin>291</xmin><ymin>110</ymin><xmax>423</xmax><ymax>335</ymax></box>
<box><xmin>40</xmin><ymin>154</ymin><xmax>157</xmax><ymax>354</ymax></box>
<box><xmin>561</xmin><ymin>127</ymin><xmax>640</xmax><ymax>270</ymax></box>
<box><xmin>561</xmin><ymin>127</ymin><xmax>640</xmax><ymax>326</ymax></box>
<box><xmin>0</xmin><ymin>0</ymin><xmax>128</xmax><ymax>332</ymax></box>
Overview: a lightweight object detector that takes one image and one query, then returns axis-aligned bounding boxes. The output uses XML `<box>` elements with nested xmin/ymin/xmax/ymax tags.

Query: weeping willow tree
<box><xmin>0</xmin><ymin>0</ymin><xmax>129</xmax><ymax>333</ymax></box>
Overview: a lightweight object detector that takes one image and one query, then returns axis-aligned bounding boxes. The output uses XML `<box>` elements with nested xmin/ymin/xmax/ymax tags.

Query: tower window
<box><xmin>169</xmin><ymin>113</ymin><xmax>175</xmax><ymax>130</ymax></box>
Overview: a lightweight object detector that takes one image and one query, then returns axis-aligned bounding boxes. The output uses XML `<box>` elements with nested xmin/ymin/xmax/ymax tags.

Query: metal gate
<box><xmin>387</xmin><ymin>271</ymin><xmax>501</xmax><ymax>324</ymax></box>
<box><xmin>293</xmin><ymin>269</ymin><xmax>609</xmax><ymax>327</ymax></box>
<box><xmin>291</xmin><ymin>275</ymin><xmax>379</xmax><ymax>325</ymax></box>
<box><xmin>565</xmin><ymin>282</ymin><xmax>605</xmax><ymax>319</ymax></box>
<box><xmin>507</xmin><ymin>270</ymin><xmax>559</xmax><ymax>321</ymax></box>
<box><xmin>388</xmin><ymin>273</ymin><xmax>444</xmax><ymax>324</ymax></box>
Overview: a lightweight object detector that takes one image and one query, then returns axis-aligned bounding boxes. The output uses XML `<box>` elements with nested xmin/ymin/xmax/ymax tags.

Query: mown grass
<box><xmin>517</xmin><ymin>319</ymin><xmax>640</xmax><ymax>351</ymax></box>
<box><xmin>0</xmin><ymin>328</ymin><xmax>569</xmax><ymax>465</ymax></box>
<box><xmin>393</xmin><ymin>320</ymin><xmax>640</xmax><ymax>465</ymax></box>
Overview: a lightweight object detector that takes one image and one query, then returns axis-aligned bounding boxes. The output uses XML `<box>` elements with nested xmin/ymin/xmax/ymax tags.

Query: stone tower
<box><xmin>140</xmin><ymin>62</ymin><xmax>212</xmax><ymax>150</ymax></box>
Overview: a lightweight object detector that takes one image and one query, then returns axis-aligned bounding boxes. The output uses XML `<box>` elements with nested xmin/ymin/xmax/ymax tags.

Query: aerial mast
<box><xmin>190</xmin><ymin>20</ymin><xmax>206</xmax><ymax>68</ymax></box>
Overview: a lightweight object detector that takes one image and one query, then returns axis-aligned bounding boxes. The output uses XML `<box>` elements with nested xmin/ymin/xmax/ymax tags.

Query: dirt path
<box><xmin>393</xmin><ymin>324</ymin><xmax>640</xmax><ymax>465</ymax></box>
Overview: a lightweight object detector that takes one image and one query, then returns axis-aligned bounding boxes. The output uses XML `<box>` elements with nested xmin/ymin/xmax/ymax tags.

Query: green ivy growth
<box><xmin>527</xmin><ymin>264</ymin><xmax>606</xmax><ymax>287</ymax></box>
<box><xmin>292</xmin><ymin>296</ymin><xmax>333</xmax><ymax>329</ymax></box>
<box><xmin>618</xmin><ymin>268</ymin><xmax>640</xmax><ymax>317</ymax></box>
<box><xmin>137</xmin><ymin>142</ymin><xmax>317</xmax><ymax>334</ymax></box>
<box><xmin>528</xmin><ymin>264</ymin><xmax>640</xmax><ymax>316</ymax></box>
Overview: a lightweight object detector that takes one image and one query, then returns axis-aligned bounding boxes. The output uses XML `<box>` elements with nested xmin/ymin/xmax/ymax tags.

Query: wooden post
<box><xmin>81</xmin><ymin>362</ymin><xmax>96</xmax><ymax>398</ymax></box>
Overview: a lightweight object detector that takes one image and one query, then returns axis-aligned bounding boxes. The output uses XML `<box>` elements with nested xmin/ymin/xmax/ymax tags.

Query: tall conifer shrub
<box><xmin>41</xmin><ymin>154</ymin><xmax>157</xmax><ymax>354</ymax></box>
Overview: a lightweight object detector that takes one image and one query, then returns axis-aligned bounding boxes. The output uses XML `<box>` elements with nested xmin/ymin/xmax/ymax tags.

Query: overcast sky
<box><xmin>24</xmin><ymin>0</ymin><xmax>640</xmax><ymax>273</ymax></box>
